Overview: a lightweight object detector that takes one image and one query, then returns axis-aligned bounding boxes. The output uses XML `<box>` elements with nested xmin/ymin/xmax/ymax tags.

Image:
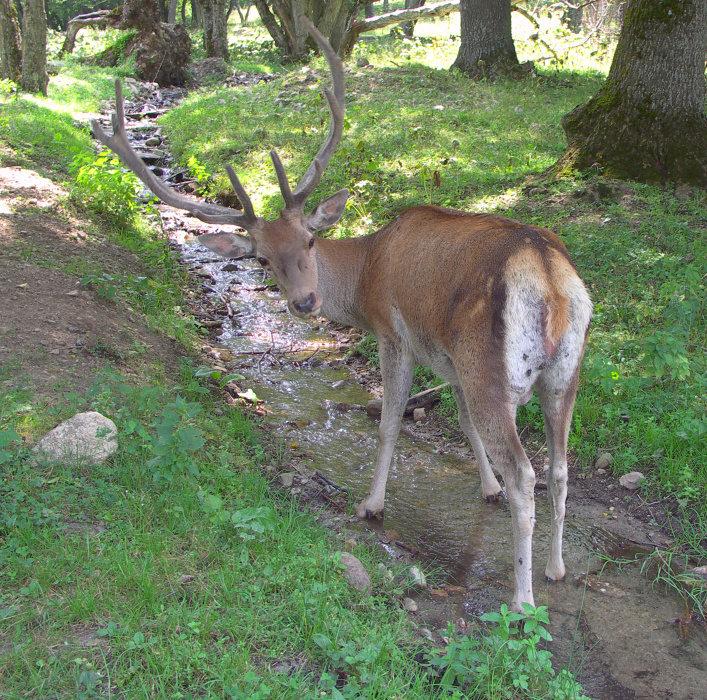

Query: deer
<box><xmin>91</xmin><ymin>19</ymin><xmax>592</xmax><ymax>613</ymax></box>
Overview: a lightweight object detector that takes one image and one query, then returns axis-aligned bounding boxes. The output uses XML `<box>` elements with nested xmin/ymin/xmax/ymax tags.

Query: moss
<box><xmin>558</xmin><ymin>86</ymin><xmax>707</xmax><ymax>186</ymax></box>
<box><xmin>626</xmin><ymin>0</ymin><xmax>693</xmax><ymax>29</ymax></box>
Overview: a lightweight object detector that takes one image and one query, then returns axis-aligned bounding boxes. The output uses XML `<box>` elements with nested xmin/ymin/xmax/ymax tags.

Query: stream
<box><xmin>103</xmin><ymin>81</ymin><xmax>707</xmax><ymax>700</ymax></box>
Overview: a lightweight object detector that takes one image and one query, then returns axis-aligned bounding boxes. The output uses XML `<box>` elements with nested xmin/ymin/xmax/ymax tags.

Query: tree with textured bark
<box><xmin>253</xmin><ymin>0</ymin><xmax>367</xmax><ymax>57</ymax></box>
<box><xmin>0</xmin><ymin>0</ymin><xmax>22</xmax><ymax>82</ymax></box>
<box><xmin>556</xmin><ymin>0</ymin><xmax>707</xmax><ymax>186</ymax></box>
<box><xmin>452</xmin><ymin>0</ymin><xmax>531</xmax><ymax>79</ymax></box>
<box><xmin>400</xmin><ymin>0</ymin><xmax>426</xmax><ymax>36</ymax></box>
<box><xmin>199</xmin><ymin>0</ymin><xmax>229</xmax><ymax>60</ymax></box>
<box><xmin>21</xmin><ymin>0</ymin><xmax>49</xmax><ymax>95</ymax></box>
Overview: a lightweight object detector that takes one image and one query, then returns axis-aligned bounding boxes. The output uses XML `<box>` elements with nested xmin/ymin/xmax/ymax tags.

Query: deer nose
<box><xmin>293</xmin><ymin>293</ymin><xmax>317</xmax><ymax>315</ymax></box>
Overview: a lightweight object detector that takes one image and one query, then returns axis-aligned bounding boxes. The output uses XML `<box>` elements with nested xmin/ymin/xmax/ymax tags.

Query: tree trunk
<box><xmin>20</xmin><ymin>0</ymin><xmax>48</xmax><ymax>95</ymax></box>
<box><xmin>558</xmin><ymin>0</ymin><xmax>707</xmax><ymax>186</ymax></box>
<box><xmin>256</xmin><ymin>0</ymin><xmax>366</xmax><ymax>57</ymax></box>
<box><xmin>341</xmin><ymin>1</ymin><xmax>460</xmax><ymax>57</ymax></box>
<box><xmin>452</xmin><ymin>0</ymin><xmax>529</xmax><ymax>80</ymax></box>
<box><xmin>59</xmin><ymin>10</ymin><xmax>117</xmax><ymax>57</ymax></box>
<box><xmin>199</xmin><ymin>0</ymin><xmax>229</xmax><ymax>60</ymax></box>
<box><xmin>401</xmin><ymin>0</ymin><xmax>425</xmax><ymax>37</ymax></box>
<box><xmin>122</xmin><ymin>0</ymin><xmax>161</xmax><ymax>31</ymax></box>
<box><xmin>120</xmin><ymin>0</ymin><xmax>191</xmax><ymax>86</ymax></box>
<box><xmin>0</xmin><ymin>0</ymin><xmax>22</xmax><ymax>82</ymax></box>
<box><xmin>252</xmin><ymin>0</ymin><xmax>288</xmax><ymax>54</ymax></box>
<box><xmin>168</xmin><ymin>0</ymin><xmax>178</xmax><ymax>23</ymax></box>
<box><xmin>190</xmin><ymin>0</ymin><xmax>200</xmax><ymax>26</ymax></box>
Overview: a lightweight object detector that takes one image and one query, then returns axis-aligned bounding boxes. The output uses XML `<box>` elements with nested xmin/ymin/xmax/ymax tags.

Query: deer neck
<box><xmin>314</xmin><ymin>236</ymin><xmax>371</xmax><ymax>330</ymax></box>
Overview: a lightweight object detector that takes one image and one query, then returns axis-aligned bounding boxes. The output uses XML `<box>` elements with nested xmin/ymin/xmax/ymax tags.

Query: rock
<box><xmin>145</xmin><ymin>136</ymin><xmax>161</xmax><ymax>147</ymax></box>
<box><xmin>595</xmin><ymin>452</ymin><xmax>613</xmax><ymax>470</ymax></box>
<box><xmin>675</xmin><ymin>184</ymin><xmax>694</xmax><ymax>201</ymax></box>
<box><xmin>409</xmin><ymin>566</ymin><xmax>427</xmax><ymax>589</ymax></box>
<box><xmin>403</xmin><ymin>597</ymin><xmax>418</xmax><ymax>612</ymax></box>
<box><xmin>279</xmin><ymin>473</ymin><xmax>295</xmax><ymax>488</ymax></box>
<box><xmin>619</xmin><ymin>471</ymin><xmax>645</xmax><ymax>490</ymax></box>
<box><xmin>684</xmin><ymin>566</ymin><xmax>707</xmax><ymax>587</ymax></box>
<box><xmin>413</xmin><ymin>407</ymin><xmax>426</xmax><ymax>422</ymax></box>
<box><xmin>32</xmin><ymin>412</ymin><xmax>117</xmax><ymax>465</ymax></box>
<box><xmin>366</xmin><ymin>399</ymin><xmax>383</xmax><ymax>417</ymax></box>
<box><xmin>338</xmin><ymin>552</ymin><xmax>371</xmax><ymax>595</ymax></box>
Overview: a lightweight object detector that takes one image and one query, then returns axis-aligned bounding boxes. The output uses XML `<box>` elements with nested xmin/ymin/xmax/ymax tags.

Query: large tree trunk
<box><xmin>452</xmin><ymin>0</ymin><xmax>529</xmax><ymax>79</ymax></box>
<box><xmin>558</xmin><ymin>0</ymin><xmax>707</xmax><ymax>186</ymax></box>
<box><xmin>0</xmin><ymin>0</ymin><xmax>22</xmax><ymax>82</ymax></box>
<box><xmin>121</xmin><ymin>0</ymin><xmax>161</xmax><ymax>31</ymax></box>
<box><xmin>21</xmin><ymin>0</ymin><xmax>48</xmax><ymax>95</ymax></box>
<box><xmin>199</xmin><ymin>0</ymin><xmax>229</xmax><ymax>60</ymax></box>
<box><xmin>255</xmin><ymin>0</ymin><xmax>366</xmax><ymax>58</ymax></box>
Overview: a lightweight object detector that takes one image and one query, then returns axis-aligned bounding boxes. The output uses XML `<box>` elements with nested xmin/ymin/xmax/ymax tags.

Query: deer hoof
<box><xmin>356</xmin><ymin>498</ymin><xmax>384</xmax><ymax>519</ymax></box>
<box><xmin>545</xmin><ymin>564</ymin><xmax>566</xmax><ymax>582</ymax></box>
<box><xmin>485</xmin><ymin>489</ymin><xmax>507</xmax><ymax>503</ymax></box>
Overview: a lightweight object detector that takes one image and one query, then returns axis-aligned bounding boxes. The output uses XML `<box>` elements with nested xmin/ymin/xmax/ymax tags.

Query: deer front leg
<box><xmin>356</xmin><ymin>340</ymin><xmax>415</xmax><ymax>519</ymax></box>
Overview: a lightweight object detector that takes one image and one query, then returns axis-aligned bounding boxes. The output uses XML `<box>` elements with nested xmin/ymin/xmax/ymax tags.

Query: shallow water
<box><xmin>178</xmin><ymin>236</ymin><xmax>707</xmax><ymax>700</ymax></box>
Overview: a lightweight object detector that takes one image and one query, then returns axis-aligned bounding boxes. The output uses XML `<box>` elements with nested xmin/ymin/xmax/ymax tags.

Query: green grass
<box><xmin>0</xmin><ymin>366</ymin><xmax>416</xmax><ymax>698</ymax></box>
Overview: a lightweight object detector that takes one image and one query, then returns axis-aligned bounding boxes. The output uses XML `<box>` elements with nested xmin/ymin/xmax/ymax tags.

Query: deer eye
<box><xmin>308</xmin><ymin>237</ymin><xmax>315</xmax><ymax>249</ymax></box>
<box><xmin>257</xmin><ymin>257</ymin><xmax>269</xmax><ymax>267</ymax></box>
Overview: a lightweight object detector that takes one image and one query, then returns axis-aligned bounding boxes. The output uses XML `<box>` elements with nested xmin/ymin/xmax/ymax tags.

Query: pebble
<box><xmin>409</xmin><ymin>566</ymin><xmax>427</xmax><ymax>589</ymax></box>
<box><xmin>619</xmin><ymin>471</ymin><xmax>645</xmax><ymax>490</ymax></box>
<box><xmin>279</xmin><ymin>473</ymin><xmax>295</xmax><ymax>487</ymax></box>
<box><xmin>403</xmin><ymin>597</ymin><xmax>418</xmax><ymax>612</ymax></box>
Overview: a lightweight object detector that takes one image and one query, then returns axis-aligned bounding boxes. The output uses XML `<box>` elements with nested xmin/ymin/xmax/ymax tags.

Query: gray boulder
<box><xmin>33</xmin><ymin>411</ymin><xmax>117</xmax><ymax>465</ymax></box>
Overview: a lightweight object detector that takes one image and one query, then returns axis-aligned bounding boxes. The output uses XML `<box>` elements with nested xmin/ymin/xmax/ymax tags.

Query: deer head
<box><xmin>91</xmin><ymin>18</ymin><xmax>349</xmax><ymax>319</ymax></box>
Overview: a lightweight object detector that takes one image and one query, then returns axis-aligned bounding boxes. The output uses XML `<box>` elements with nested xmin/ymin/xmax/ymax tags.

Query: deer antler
<box><xmin>90</xmin><ymin>81</ymin><xmax>258</xmax><ymax>228</ymax></box>
<box><xmin>272</xmin><ymin>16</ymin><xmax>346</xmax><ymax>211</ymax></box>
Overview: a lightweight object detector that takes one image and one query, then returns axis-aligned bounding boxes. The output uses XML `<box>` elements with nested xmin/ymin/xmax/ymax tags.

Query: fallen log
<box><xmin>365</xmin><ymin>382</ymin><xmax>449</xmax><ymax>417</ymax></box>
<box><xmin>59</xmin><ymin>9</ymin><xmax>119</xmax><ymax>57</ymax></box>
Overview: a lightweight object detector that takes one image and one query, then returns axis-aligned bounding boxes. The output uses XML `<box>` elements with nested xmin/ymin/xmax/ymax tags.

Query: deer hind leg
<box><xmin>536</xmin><ymin>364</ymin><xmax>582</xmax><ymax>583</ymax></box>
<box><xmin>356</xmin><ymin>339</ymin><xmax>414</xmax><ymax>519</ymax></box>
<box><xmin>450</xmin><ymin>383</ymin><xmax>504</xmax><ymax>501</ymax></box>
<box><xmin>459</xmin><ymin>380</ymin><xmax>536</xmax><ymax>612</ymax></box>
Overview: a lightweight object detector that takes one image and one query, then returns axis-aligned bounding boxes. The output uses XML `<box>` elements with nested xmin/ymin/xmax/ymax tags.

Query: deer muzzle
<box><xmin>290</xmin><ymin>292</ymin><xmax>320</xmax><ymax>318</ymax></box>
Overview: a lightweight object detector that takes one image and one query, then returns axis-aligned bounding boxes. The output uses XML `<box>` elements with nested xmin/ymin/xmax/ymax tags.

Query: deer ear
<box><xmin>198</xmin><ymin>232</ymin><xmax>255</xmax><ymax>259</ymax></box>
<box><xmin>305</xmin><ymin>189</ymin><xmax>349</xmax><ymax>232</ymax></box>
